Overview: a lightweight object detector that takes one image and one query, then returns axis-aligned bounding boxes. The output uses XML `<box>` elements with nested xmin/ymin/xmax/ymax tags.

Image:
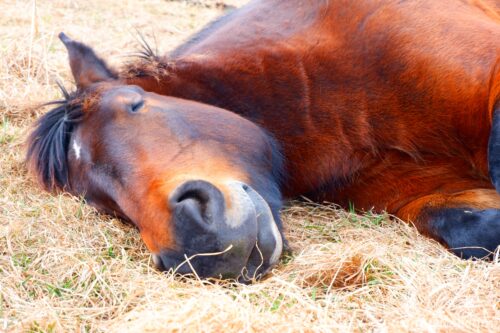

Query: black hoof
<box><xmin>430</xmin><ymin>208</ymin><xmax>500</xmax><ymax>259</ymax></box>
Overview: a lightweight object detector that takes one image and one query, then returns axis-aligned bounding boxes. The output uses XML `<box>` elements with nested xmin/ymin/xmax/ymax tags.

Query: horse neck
<box><xmin>123</xmin><ymin>52</ymin><xmax>310</xmax><ymax>129</ymax></box>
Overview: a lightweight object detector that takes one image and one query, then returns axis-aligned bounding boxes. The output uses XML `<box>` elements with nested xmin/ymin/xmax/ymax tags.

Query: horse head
<box><xmin>27</xmin><ymin>33</ymin><xmax>285</xmax><ymax>281</ymax></box>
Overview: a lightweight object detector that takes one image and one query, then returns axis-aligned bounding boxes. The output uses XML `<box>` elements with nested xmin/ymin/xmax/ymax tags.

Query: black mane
<box><xmin>26</xmin><ymin>84</ymin><xmax>84</xmax><ymax>191</ymax></box>
<box><xmin>131</xmin><ymin>30</ymin><xmax>159</xmax><ymax>62</ymax></box>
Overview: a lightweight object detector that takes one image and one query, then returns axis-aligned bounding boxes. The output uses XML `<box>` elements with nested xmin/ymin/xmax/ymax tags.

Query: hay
<box><xmin>1</xmin><ymin>0</ymin><xmax>499</xmax><ymax>332</ymax></box>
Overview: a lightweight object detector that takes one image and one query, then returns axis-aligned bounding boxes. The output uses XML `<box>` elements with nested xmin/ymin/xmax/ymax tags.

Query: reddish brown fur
<box><xmin>122</xmin><ymin>0</ymin><xmax>500</xmax><ymax>242</ymax></box>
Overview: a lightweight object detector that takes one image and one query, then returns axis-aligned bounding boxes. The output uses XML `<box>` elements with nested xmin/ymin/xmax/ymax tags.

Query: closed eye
<box><xmin>130</xmin><ymin>100</ymin><xmax>144</xmax><ymax>113</ymax></box>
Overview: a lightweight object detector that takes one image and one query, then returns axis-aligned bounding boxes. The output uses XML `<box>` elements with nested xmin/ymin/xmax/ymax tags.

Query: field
<box><xmin>1</xmin><ymin>0</ymin><xmax>499</xmax><ymax>332</ymax></box>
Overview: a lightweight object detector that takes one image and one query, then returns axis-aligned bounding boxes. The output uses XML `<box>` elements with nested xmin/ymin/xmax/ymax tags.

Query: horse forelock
<box><xmin>26</xmin><ymin>89</ymin><xmax>85</xmax><ymax>192</ymax></box>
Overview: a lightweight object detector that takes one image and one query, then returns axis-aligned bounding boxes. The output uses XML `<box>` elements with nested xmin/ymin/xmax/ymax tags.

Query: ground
<box><xmin>0</xmin><ymin>0</ymin><xmax>499</xmax><ymax>332</ymax></box>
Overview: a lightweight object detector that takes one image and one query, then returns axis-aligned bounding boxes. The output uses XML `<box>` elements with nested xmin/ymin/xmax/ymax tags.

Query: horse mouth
<box><xmin>236</xmin><ymin>181</ymin><xmax>283</xmax><ymax>281</ymax></box>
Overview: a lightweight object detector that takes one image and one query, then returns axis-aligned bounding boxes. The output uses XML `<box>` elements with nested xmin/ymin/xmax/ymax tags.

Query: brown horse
<box><xmin>28</xmin><ymin>0</ymin><xmax>500</xmax><ymax>280</ymax></box>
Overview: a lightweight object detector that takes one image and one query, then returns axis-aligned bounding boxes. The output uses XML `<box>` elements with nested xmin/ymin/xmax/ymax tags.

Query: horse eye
<box><xmin>130</xmin><ymin>100</ymin><xmax>144</xmax><ymax>113</ymax></box>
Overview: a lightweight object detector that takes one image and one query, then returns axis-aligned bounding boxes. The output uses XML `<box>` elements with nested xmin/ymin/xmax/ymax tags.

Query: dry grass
<box><xmin>1</xmin><ymin>0</ymin><xmax>499</xmax><ymax>332</ymax></box>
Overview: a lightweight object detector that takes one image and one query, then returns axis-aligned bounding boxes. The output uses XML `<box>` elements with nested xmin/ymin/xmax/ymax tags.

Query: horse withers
<box><xmin>28</xmin><ymin>0</ymin><xmax>500</xmax><ymax>280</ymax></box>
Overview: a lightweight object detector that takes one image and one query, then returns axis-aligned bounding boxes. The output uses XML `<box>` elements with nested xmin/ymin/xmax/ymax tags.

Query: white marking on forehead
<box><xmin>72</xmin><ymin>140</ymin><xmax>82</xmax><ymax>160</ymax></box>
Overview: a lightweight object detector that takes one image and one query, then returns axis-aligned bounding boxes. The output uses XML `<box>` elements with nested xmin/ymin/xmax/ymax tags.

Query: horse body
<box><xmin>126</xmin><ymin>0</ymin><xmax>500</xmax><ymax>230</ymax></box>
<box><xmin>28</xmin><ymin>0</ymin><xmax>500</xmax><ymax>279</ymax></box>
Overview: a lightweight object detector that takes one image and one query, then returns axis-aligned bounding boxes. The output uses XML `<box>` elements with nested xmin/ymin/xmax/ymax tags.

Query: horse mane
<box><xmin>121</xmin><ymin>3</ymin><xmax>240</xmax><ymax>79</ymax></box>
<box><xmin>122</xmin><ymin>8</ymin><xmax>240</xmax><ymax>81</ymax></box>
<box><xmin>26</xmin><ymin>83</ymin><xmax>84</xmax><ymax>192</ymax></box>
<box><xmin>121</xmin><ymin>31</ymin><xmax>173</xmax><ymax>80</ymax></box>
<box><xmin>133</xmin><ymin>30</ymin><xmax>159</xmax><ymax>61</ymax></box>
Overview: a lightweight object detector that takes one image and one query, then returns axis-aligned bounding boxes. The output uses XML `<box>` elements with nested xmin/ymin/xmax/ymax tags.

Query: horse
<box><xmin>27</xmin><ymin>0</ymin><xmax>500</xmax><ymax>280</ymax></box>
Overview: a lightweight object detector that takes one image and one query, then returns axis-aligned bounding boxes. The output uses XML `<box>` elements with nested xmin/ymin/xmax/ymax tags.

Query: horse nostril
<box><xmin>170</xmin><ymin>180</ymin><xmax>225</xmax><ymax>229</ymax></box>
<box><xmin>176</xmin><ymin>189</ymin><xmax>209</xmax><ymax>210</ymax></box>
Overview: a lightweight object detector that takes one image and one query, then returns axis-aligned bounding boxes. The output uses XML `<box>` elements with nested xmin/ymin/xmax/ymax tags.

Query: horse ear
<box><xmin>58</xmin><ymin>32</ymin><xmax>117</xmax><ymax>89</ymax></box>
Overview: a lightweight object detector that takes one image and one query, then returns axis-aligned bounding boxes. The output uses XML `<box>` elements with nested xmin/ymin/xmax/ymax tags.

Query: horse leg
<box><xmin>413</xmin><ymin>102</ymin><xmax>500</xmax><ymax>258</ymax></box>
<box><xmin>396</xmin><ymin>189</ymin><xmax>500</xmax><ymax>259</ymax></box>
<box><xmin>322</xmin><ymin>151</ymin><xmax>500</xmax><ymax>259</ymax></box>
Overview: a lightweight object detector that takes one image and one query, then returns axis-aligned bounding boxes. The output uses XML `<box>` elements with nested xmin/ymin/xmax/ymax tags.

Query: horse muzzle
<box><xmin>152</xmin><ymin>179</ymin><xmax>283</xmax><ymax>281</ymax></box>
